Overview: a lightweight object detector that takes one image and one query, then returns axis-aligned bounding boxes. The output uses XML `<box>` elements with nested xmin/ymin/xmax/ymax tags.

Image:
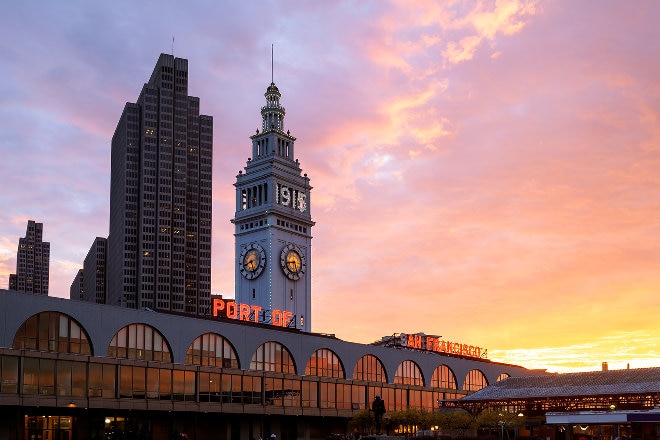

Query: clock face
<box><xmin>280</xmin><ymin>243</ymin><xmax>306</xmax><ymax>280</ymax></box>
<box><xmin>239</xmin><ymin>243</ymin><xmax>266</xmax><ymax>280</ymax></box>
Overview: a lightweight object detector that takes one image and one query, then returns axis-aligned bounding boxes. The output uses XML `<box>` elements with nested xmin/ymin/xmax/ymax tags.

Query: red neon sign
<box><xmin>404</xmin><ymin>334</ymin><xmax>486</xmax><ymax>359</ymax></box>
<box><xmin>212</xmin><ymin>298</ymin><xmax>293</xmax><ymax>328</ymax></box>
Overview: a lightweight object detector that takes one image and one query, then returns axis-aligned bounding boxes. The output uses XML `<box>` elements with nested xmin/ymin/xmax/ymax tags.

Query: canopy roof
<box><xmin>462</xmin><ymin>367</ymin><xmax>660</xmax><ymax>402</ymax></box>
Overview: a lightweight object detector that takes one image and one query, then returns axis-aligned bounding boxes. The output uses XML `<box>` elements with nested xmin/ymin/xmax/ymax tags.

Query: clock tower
<box><xmin>232</xmin><ymin>81</ymin><xmax>314</xmax><ymax>332</ymax></box>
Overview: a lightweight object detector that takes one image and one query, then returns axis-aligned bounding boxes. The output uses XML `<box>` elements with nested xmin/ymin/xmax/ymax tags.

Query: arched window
<box><xmin>352</xmin><ymin>354</ymin><xmax>387</xmax><ymax>382</ymax></box>
<box><xmin>107</xmin><ymin>323</ymin><xmax>171</xmax><ymax>362</ymax></box>
<box><xmin>394</xmin><ymin>360</ymin><xmax>423</xmax><ymax>386</ymax></box>
<box><xmin>497</xmin><ymin>373</ymin><xmax>510</xmax><ymax>382</ymax></box>
<box><xmin>13</xmin><ymin>311</ymin><xmax>92</xmax><ymax>355</ymax></box>
<box><xmin>431</xmin><ymin>365</ymin><xmax>457</xmax><ymax>389</ymax></box>
<box><xmin>305</xmin><ymin>348</ymin><xmax>344</xmax><ymax>378</ymax></box>
<box><xmin>185</xmin><ymin>333</ymin><xmax>239</xmax><ymax>368</ymax></box>
<box><xmin>250</xmin><ymin>342</ymin><xmax>295</xmax><ymax>373</ymax></box>
<box><xmin>463</xmin><ymin>369</ymin><xmax>488</xmax><ymax>391</ymax></box>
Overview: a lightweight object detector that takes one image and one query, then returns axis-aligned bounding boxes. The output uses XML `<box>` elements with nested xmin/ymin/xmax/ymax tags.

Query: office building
<box><xmin>79</xmin><ymin>237</ymin><xmax>107</xmax><ymax>303</ymax></box>
<box><xmin>106</xmin><ymin>54</ymin><xmax>213</xmax><ymax>315</ymax></box>
<box><xmin>7</xmin><ymin>219</ymin><xmax>49</xmax><ymax>295</ymax></box>
<box><xmin>70</xmin><ymin>269</ymin><xmax>83</xmax><ymax>300</ymax></box>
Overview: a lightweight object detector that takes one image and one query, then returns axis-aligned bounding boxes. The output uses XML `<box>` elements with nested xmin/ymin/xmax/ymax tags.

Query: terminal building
<box><xmin>0</xmin><ymin>289</ymin><xmax>532</xmax><ymax>440</ymax></box>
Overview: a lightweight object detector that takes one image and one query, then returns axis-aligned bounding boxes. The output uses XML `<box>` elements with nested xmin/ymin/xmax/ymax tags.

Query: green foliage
<box><xmin>349</xmin><ymin>409</ymin><xmax>374</xmax><ymax>429</ymax></box>
<box><xmin>475</xmin><ymin>409</ymin><xmax>526</xmax><ymax>428</ymax></box>
<box><xmin>436</xmin><ymin>409</ymin><xmax>476</xmax><ymax>430</ymax></box>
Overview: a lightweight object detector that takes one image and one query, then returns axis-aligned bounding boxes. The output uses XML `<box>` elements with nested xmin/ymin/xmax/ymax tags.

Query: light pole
<box><xmin>498</xmin><ymin>420</ymin><xmax>505</xmax><ymax>440</ymax></box>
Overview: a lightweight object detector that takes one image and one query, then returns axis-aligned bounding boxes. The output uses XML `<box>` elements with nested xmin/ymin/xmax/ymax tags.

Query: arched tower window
<box><xmin>352</xmin><ymin>354</ymin><xmax>387</xmax><ymax>382</ymax></box>
<box><xmin>250</xmin><ymin>341</ymin><xmax>295</xmax><ymax>373</ymax></box>
<box><xmin>13</xmin><ymin>311</ymin><xmax>92</xmax><ymax>355</ymax></box>
<box><xmin>305</xmin><ymin>348</ymin><xmax>344</xmax><ymax>378</ymax></box>
<box><xmin>185</xmin><ymin>333</ymin><xmax>239</xmax><ymax>368</ymax></box>
<box><xmin>463</xmin><ymin>369</ymin><xmax>488</xmax><ymax>391</ymax></box>
<box><xmin>107</xmin><ymin>323</ymin><xmax>171</xmax><ymax>362</ymax></box>
<box><xmin>497</xmin><ymin>373</ymin><xmax>510</xmax><ymax>382</ymax></box>
<box><xmin>431</xmin><ymin>365</ymin><xmax>458</xmax><ymax>389</ymax></box>
<box><xmin>394</xmin><ymin>360</ymin><xmax>423</xmax><ymax>386</ymax></box>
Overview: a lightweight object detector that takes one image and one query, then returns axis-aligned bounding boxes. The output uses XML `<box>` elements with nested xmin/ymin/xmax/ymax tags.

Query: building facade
<box><xmin>106</xmin><ymin>54</ymin><xmax>213</xmax><ymax>316</ymax></box>
<box><xmin>233</xmin><ymin>82</ymin><xmax>314</xmax><ymax>332</ymax></box>
<box><xmin>0</xmin><ymin>290</ymin><xmax>533</xmax><ymax>440</ymax></box>
<box><xmin>69</xmin><ymin>269</ymin><xmax>83</xmax><ymax>300</ymax></box>
<box><xmin>7</xmin><ymin>220</ymin><xmax>49</xmax><ymax>295</ymax></box>
<box><xmin>80</xmin><ymin>237</ymin><xmax>107</xmax><ymax>304</ymax></box>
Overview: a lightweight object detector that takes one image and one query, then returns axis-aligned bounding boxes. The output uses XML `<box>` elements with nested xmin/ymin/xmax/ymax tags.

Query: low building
<box><xmin>459</xmin><ymin>367</ymin><xmax>660</xmax><ymax>440</ymax></box>
<box><xmin>0</xmin><ymin>289</ymin><xmax>534</xmax><ymax>440</ymax></box>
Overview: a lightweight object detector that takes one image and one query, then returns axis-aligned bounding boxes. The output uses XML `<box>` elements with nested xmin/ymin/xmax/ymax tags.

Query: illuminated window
<box><xmin>107</xmin><ymin>323</ymin><xmax>171</xmax><ymax>362</ymax></box>
<box><xmin>431</xmin><ymin>365</ymin><xmax>457</xmax><ymax>389</ymax></box>
<box><xmin>352</xmin><ymin>354</ymin><xmax>387</xmax><ymax>382</ymax></box>
<box><xmin>305</xmin><ymin>348</ymin><xmax>344</xmax><ymax>378</ymax></box>
<box><xmin>249</xmin><ymin>341</ymin><xmax>295</xmax><ymax>373</ymax></box>
<box><xmin>12</xmin><ymin>312</ymin><xmax>92</xmax><ymax>355</ymax></box>
<box><xmin>463</xmin><ymin>369</ymin><xmax>488</xmax><ymax>391</ymax></box>
<box><xmin>497</xmin><ymin>373</ymin><xmax>510</xmax><ymax>382</ymax></box>
<box><xmin>184</xmin><ymin>333</ymin><xmax>239</xmax><ymax>368</ymax></box>
<box><xmin>394</xmin><ymin>360</ymin><xmax>423</xmax><ymax>386</ymax></box>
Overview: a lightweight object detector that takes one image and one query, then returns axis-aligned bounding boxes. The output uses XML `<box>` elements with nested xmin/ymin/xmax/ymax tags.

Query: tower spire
<box><xmin>271</xmin><ymin>43</ymin><xmax>274</xmax><ymax>83</ymax></box>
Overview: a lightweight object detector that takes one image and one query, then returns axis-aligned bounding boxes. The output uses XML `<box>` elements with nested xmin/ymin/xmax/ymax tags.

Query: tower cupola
<box><xmin>261</xmin><ymin>82</ymin><xmax>286</xmax><ymax>132</ymax></box>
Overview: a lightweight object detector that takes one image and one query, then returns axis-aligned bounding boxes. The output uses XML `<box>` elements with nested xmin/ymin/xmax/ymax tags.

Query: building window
<box><xmin>305</xmin><ymin>348</ymin><xmax>345</xmax><ymax>378</ymax></box>
<box><xmin>463</xmin><ymin>369</ymin><xmax>488</xmax><ymax>391</ymax></box>
<box><xmin>56</xmin><ymin>360</ymin><xmax>87</xmax><ymax>397</ymax></box>
<box><xmin>184</xmin><ymin>333</ymin><xmax>239</xmax><ymax>368</ymax></box>
<box><xmin>0</xmin><ymin>355</ymin><xmax>19</xmax><ymax>394</ymax></box>
<box><xmin>301</xmin><ymin>380</ymin><xmax>318</xmax><ymax>408</ymax></box>
<box><xmin>107</xmin><ymin>323</ymin><xmax>172</xmax><ymax>362</ymax></box>
<box><xmin>250</xmin><ymin>341</ymin><xmax>295</xmax><ymax>374</ymax></box>
<box><xmin>22</xmin><ymin>358</ymin><xmax>54</xmax><ymax>395</ymax></box>
<box><xmin>394</xmin><ymin>360</ymin><xmax>423</xmax><ymax>386</ymax></box>
<box><xmin>431</xmin><ymin>365</ymin><xmax>457</xmax><ymax>389</ymax></box>
<box><xmin>12</xmin><ymin>311</ymin><xmax>92</xmax><ymax>355</ymax></box>
<box><xmin>353</xmin><ymin>354</ymin><xmax>387</xmax><ymax>383</ymax></box>
<box><xmin>497</xmin><ymin>373</ymin><xmax>510</xmax><ymax>382</ymax></box>
<box><xmin>88</xmin><ymin>363</ymin><xmax>116</xmax><ymax>398</ymax></box>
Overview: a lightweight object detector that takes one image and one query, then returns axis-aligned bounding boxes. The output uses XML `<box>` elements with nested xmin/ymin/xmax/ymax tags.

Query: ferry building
<box><xmin>0</xmin><ymin>56</ymin><xmax>534</xmax><ymax>439</ymax></box>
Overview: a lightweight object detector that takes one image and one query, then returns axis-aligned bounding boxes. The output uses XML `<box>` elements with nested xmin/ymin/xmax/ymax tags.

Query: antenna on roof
<box><xmin>172</xmin><ymin>36</ymin><xmax>175</xmax><ymax>57</ymax></box>
<box><xmin>271</xmin><ymin>44</ymin><xmax>274</xmax><ymax>83</ymax></box>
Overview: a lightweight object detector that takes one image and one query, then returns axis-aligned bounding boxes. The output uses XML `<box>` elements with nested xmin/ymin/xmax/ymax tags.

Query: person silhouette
<box><xmin>372</xmin><ymin>395</ymin><xmax>386</xmax><ymax>434</ymax></box>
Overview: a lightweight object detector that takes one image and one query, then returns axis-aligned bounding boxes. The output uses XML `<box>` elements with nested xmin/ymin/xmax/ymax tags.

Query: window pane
<box><xmin>23</xmin><ymin>358</ymin><xmax>39</xmax><ymax>395</ymax></box>
<box><xmin>57</xmin><ymin>361</ymin><xmax>72</xmax><ymax>396</ymax></box>
<box><xmin>0</xmin><ymin>355</ymin><xmax>19</xmax><ymax>394</ymax></box>
<box><xmin>71</xmin><ymin>362</ymin><xmax>86</xmax><ymax>397</ymax></box>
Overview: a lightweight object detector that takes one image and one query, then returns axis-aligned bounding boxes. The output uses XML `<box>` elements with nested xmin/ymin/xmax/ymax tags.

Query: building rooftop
<box><xmin>461</xmin><ymin>367</ymin><xmax>660</xmax><ymax>401</ymax></box>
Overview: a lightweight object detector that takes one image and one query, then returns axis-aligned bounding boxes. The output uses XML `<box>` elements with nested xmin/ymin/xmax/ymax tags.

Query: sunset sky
<box><xmin>1</xmin><ymin>1</ymin><xmax>659</xmax><ymax>373</ymax></box>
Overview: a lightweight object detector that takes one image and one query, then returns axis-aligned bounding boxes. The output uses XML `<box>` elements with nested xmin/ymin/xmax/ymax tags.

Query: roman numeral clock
<box><xmin>232</xmin><ymin>81</ymin><xmax>314</xmax><ymax>332</ymax></box>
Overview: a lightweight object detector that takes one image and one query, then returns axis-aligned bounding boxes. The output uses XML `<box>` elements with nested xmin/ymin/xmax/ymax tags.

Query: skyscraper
<box><xmin>8</xmin><ymin>220</ymin><xmax>50</xmax><ymax>295</ymax></box>
<box><xmin>71</xmin><ymin>237</ymin><xmax>107</xmax><ymax>304</ymax></box>
<box><xmin>70</xmin><ymin>269</ymin><xmax>83</xmax><ymax>300</ymax></box>
<box><xmin>233</xmin><ymin>82</ymin><xmax>314</xmax><ymax>332</ymax></box>
<box><xmin>107</xmin><ymin>54</ymin><xmax>213</xmax><ymax>316</ymax></box>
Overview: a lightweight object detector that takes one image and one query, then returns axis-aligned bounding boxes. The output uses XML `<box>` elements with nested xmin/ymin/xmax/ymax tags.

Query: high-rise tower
<box><xmin>107</xmin><ymin>54</ymin><xmax>213</xmax><ymax>316</ymax></box>
<box><xmin>232</xmin><ymin>82</ymin><xmax>314</xmax><ymax>332</ymax></box>
<box><xmin>8</xmin><ymin>220</ymin><xmax>50</xmax><ymax>295</ymax></box>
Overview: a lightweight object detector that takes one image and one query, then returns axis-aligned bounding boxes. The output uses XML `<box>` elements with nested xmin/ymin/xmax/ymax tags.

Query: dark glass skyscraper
<box><xmin>107</xmin><ymin>54</ymin><xmax>213</xmax><ymax>316</ymax></box>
